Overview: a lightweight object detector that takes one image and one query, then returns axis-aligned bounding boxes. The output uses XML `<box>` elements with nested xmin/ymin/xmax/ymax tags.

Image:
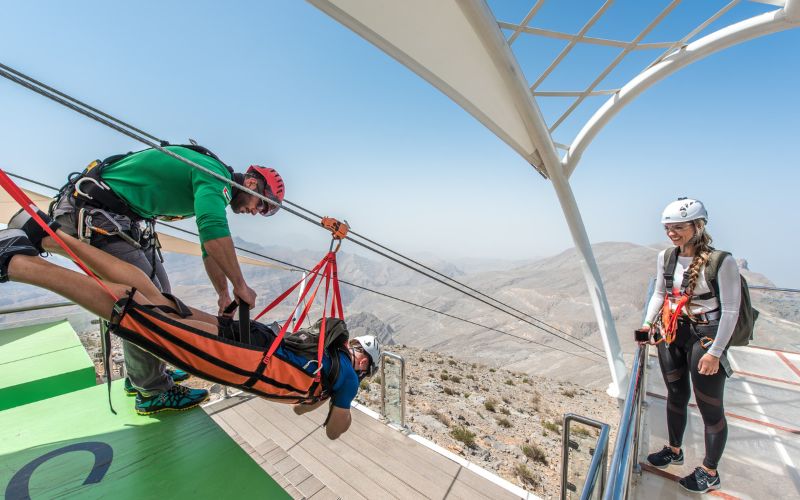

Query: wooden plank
<box><xmin>296</xmin><ymin>475</ymin><xmax>326</xmax><ymax>498</ymax></box>
<box><xmin>444</xmin><ymin>477</ymin><xmax>495</xmax><ymax>500</ymax></box>
<box><xmin>245</xmin><ymin>400</ymin><xmax>443</xmax><ymax>499</ymax></box>
<box><xmin>218</xmin><ymin>407</ymin><xmax>269</xmax><ymax>450</ymax></box>
<box><xmin>309</xmin><ymin>486</ymin><xmax>341</xmax><ymax>500</ymax></box>
<box><xmin>235</xmin><ymin>402</ymin><xmax>378</xmax><ymax>500</ymax></box>
<box><xmin>285</xmin><ymin>463</ymin><xmax>313</xmax><ymax>485</ymax></box>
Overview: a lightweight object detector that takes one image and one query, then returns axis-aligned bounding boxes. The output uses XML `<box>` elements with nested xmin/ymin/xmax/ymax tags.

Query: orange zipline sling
<box><xmin>0</xmin><ymin>169</ymin><xmax>348</xmax><ymax>413</ymax></box>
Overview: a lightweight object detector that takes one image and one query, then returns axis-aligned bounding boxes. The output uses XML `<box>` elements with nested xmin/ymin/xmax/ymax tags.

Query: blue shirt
<box><xmin>277</xmin><ymin>347</ymin><xmax>359</xmax><ymax>409</ymax></box>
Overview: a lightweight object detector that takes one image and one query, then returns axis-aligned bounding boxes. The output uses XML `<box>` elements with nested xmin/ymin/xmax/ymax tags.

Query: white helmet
<box><xmin>661</xmin><ymin>198</ymin><xmax>707</xmax><ymax>224</ymax></box>
<box><xmin>353</xmin><ymin>335</ymin><xmax>381</xmax><ymax>375</ymax></box>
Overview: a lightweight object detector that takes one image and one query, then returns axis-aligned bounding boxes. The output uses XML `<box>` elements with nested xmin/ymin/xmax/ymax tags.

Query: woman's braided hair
<box><xmin>684</xmin><ymin>218</ymin><xmax>714</xmax><ymax>297</ymax></box>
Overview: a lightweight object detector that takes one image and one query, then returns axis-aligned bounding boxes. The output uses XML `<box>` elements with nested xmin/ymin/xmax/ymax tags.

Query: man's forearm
<box><xmin>203</xmin><ymin>254</ymin><xmax>229</xmax><ymax>295</ymax></box>
<box><xmin>202</xmin><ymin>237</ymin><xmax>246</xmax><ymax>289</ymax></box>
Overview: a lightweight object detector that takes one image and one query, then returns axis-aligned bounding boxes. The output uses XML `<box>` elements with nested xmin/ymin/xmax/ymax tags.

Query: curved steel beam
<box><xmin>564</xmin><ymin>7</ymin><xmax>800</xmax><ymax>177</ymax></box>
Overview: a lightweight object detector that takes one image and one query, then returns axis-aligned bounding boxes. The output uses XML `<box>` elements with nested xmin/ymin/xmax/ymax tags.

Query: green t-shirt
<box><xmin>101</xmin><ymin>146</ymin><xmax>233</xmax><ymax>245</ymax></box>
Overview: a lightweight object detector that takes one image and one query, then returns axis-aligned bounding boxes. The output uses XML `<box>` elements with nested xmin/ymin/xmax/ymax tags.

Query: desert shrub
<box><xmin>437</xmin><ymin>359</ymin><xmax>444</xmax><ymax>365</ymax></box>
<box><xmin>521</xmin><ymin>443</ymin><xmax>548</xmax><ymax>465</ymax></box>
<box><xmin>522</xmin><ymin>377</ymin><xmax>531</xmax><ymax>384</ymax></box>
<box><xmin>515</xmin><ymin>463</ymin><xmax>538</xmax><ymax>487</ymax></box>
<box><xmin>542</xmin><ymin>419</ymin><xmax>561</xmax><ymax>434</ymax></box>
<box><xmin>451</xmin><ymin>426</ymin><xmax>476</xmax><ymax>448</ymax></box>
<box><xmin>449</xmin><ymin>375</ymin><xmax>462</xmax><ymax>383</ymax></box>
<box><xmin>443</xmin><ymin>387</ymin><xmax>456</xmax><ymax>396</ymax></box>
<box><xmin>428</xmin><ymin>409</ymin><xmax>451</xmax><ymax>427</ymax></box>
<box><xmin>489</xmin><ymin>368</ymin><xmax>496</xmax><ymax>373</ymax></box>
<box><xmin>374</xmin><ymin>375</ymin><xmax>382</xmax><ymax>385</ymax></box>
<box><xmin>562</xmin><ymin>388</ymin><xmax>577</xmax><ymax>398</ymax></box>
<box><xmin>466</xmin><ymin>373</ymin><xmax>476</xmax><ymax>380</ymax></box>
<box><xmin>572</xmin><ymin>425</ymin><xmax>591</xmax><ymax>438</ymax></box>
<box><xmin>484</xmin><ymin>399</ymin><xmax>497</xmax><ymax>412</ymax></box>
<box><xmin>359</xmin><ymin>379</ymin><xmax>370</xmax><ymax>391</ymax></box>
<box><xmin>448</xmin><ymin>359</ymin><xmax>457</xmax><ymax>366</ymax></box>
<box><xmin>463</xmin><ymin>392</ymin><xmax>470</xmax><ymax>398</ymax></box>
<box><xmin>500</xmin><ymin>407</ymin><xmax>511</xmax><ymax>416</ymax></box>
<box><xmin>441</xmin><ymin>373</ymin><xmax>450</xmax><ymax>381</ymax></box>
<box><xmin>505</xmin><ymin>379</ymin><xmax>515</xmax><ymax>386</ymax></box>
<box><xmin>531</xmin><ymin>391</ymin><xmax>542</xmax><ymax>405</ymax></box>
<box><xmin>496</xmin><ymin>417</ymin><xmax>512</xmax><ymax>428</ymax></box>
<box><xmin>502</xmin><ymin>396</ymin><xmax>511</xmax><ymax>404</ymax></box>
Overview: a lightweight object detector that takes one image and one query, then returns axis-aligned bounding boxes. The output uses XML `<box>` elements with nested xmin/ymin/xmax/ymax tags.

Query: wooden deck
<box><xmin>205</xmin><ymin>395</ymin><xmax>534</xmax><ymax>499</ymax></box>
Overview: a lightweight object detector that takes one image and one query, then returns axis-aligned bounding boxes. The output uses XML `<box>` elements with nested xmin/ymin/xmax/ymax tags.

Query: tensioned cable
<box><xmin>0</xmin><ymin>64</ymin><xmax>605</xmax><ymax>358</ymax></box>
<box><xmin>6</xmin><ymin>172</ymin><xmax>600</xmax><ymax>361</ymax></box>
<box><xmin>285</xmin><ymin>198</ymin><xmax>603</xmax><ymax>354</ymax></box>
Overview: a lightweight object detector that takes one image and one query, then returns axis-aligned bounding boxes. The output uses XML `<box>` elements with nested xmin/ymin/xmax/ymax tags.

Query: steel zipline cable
<box><xmin>7</xmin><ymin>173</ymin><xmax>600</xmax><ymax>362</ymax></box>
<box><xmin>0</xmin><ymin>63</ymin><xmax>606</xmax><ymax>359</ymax></box>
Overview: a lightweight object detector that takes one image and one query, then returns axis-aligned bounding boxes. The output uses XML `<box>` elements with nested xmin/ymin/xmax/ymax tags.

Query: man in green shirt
<box><xmin>51</xmin><ymin>145</ymin><xmax>285</xmax><ymax>414</ymax></box>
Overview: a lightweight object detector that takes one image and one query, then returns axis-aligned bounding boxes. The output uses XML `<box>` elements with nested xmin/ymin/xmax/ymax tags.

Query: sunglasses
<box><xmin>663</xmin><ymin>223</ymin><xmax>693</xmax><ymax>232</ymax></box>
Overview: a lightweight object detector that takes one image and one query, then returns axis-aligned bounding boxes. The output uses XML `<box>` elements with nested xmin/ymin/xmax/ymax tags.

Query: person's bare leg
<box><xmin>9</xmin><ymin>253</ymin><xmax>128</xmax><ymax>319</ymax></box>
<box><xmin>41</xmin><ymin>230</ymin><xmax>218</xmax><ymax>325</ymax></box>
<box><xmin>7</xmin><ymin>253</ymin><xmax>220</xmax><ymax>335</ymax></box>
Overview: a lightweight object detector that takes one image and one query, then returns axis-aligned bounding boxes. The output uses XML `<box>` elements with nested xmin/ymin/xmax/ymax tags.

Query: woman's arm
<box><xmin>643</xmin><ymin>249</ymin><xmax>667</xmax><ymax>326</ymax></box>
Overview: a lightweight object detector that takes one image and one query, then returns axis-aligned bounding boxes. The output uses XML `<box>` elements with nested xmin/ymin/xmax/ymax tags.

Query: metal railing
<box><xmin>379</xmin><ymin>351</ymin><xmax>407</xmax><ymax>427</ymax></box>
<box><xmin>0</xmin><ymin>301</ymin><xmax>76</xmax><ymax>315</ymax></box>
<box><xmin>601</xmin><ymin>279</ymin><xmax>655</xmax><ymax>499</ymax></box>
<box><xmin>603</xmin><ymin>344</ymin><xmax>647</xmax><ymax>500</ymax></box>
<box><xmin>561</xmin><ymin>414</ymin><xmax>610</xmax><ymax>499</ymax></box>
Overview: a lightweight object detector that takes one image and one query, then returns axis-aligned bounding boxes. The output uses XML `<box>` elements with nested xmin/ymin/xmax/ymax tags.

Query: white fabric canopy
<box><xmin>308</xmin><ymin>0</ymin><xmax>549</xmax><ymax>176</ymax></box>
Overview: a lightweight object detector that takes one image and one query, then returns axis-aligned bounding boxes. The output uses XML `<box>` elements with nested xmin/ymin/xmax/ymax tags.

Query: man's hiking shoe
<box><xmin>0</xmin><ymin>229</ymin><xmax>39</xmax><ymax>283</ymax></box>
<box><xmin>124</xmin><ymin>368</ymin><xmax>191</xmax><ymax>396</ymax></box>
<box><xmin>679</xmin><ymin>467</ymin><xmax>721</xmax><ymax>493</ymax></box>
<box><xmin>646</xmin><ymin>445</ymin><xmax>684</xmax><ymax>468</ymax></box>
<box><xmin>7</xmin><ymin>205</ymin><xmax>60</xmax><ymax>253</ymax></box>
<box><xmin>134</xmin><ymin>385</ymin><xmax>208</xmax><ymax>415</ymax></box>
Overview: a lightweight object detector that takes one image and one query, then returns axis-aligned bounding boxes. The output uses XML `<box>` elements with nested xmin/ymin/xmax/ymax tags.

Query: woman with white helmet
<box><xmin>640</xmin><ymin>197</ymin><xmax>742</xmax><ymax>494</ymax></box>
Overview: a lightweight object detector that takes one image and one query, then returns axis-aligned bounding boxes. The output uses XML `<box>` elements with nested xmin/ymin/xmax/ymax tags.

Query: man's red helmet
<box><xmin>247</xmin><ymin>165</ymin><xmax>285</xmax><ymax>216</ymax></box>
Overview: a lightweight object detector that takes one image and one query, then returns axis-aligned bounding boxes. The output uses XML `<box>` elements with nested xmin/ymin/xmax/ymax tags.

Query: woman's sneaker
<box><xmin>124</xmin><ymin>368</ymin><xmax>191</xmax><ymax>396</ymax></box>
<box><xmin>134</xmin><ymin>384</ymin><xmax>209</xmax><ymax>415</ymax></box>
<box><xmin>7</xmin><ymin>205</ymin><xmax>60</xmax><ymax>253</ymax></box>
<box><xmin>0</xmin><ymin>229</ymin><xmax>40</xmax><ymax>282</ymax></box>
<box><xmin>679</xmin><ymin>467</ymin><xmax>721</xmax><ymax>493</ymax></box>
<box><xmin>646</xmin><ymin>445</ymin><xmax>684</xmax><ymax>468</ymax></box>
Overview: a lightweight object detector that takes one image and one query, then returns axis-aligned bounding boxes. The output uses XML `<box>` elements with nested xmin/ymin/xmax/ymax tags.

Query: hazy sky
<box><xmin>1</xmin><ymin>1</ymin><xmax>798</xmax><ymax>286</ymax></box>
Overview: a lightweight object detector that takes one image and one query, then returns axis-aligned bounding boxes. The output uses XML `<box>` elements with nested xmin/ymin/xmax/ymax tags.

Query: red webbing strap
<box><xmin>292</xmin><ymin>257</ymin><xmax>331</xmax><ymax>333</ymax></box>
<box><xmin>660</xmin><ymin>291</ymin><xmax>690</xmax><ymax>344</ymax></box>
<box><xmin>330</xmin><ymin>256</ymin><xmax>343</xmax><ymax>319</ymax></box>
<box><xmin>262</xmin><ymin>256</ymin><xmax>330</xmax><ymax>362</ymax></box>
<box><xmin>0</xmin><ymin>169</ymin><xmax>118</xmax><ymax>300</ymax></box>
<box><xmin>253</xmin><ymin>256</ymin><xmax>326</xmax><ymax>321</ymax></box>
<box><xmin>315</xmin><ymin>262</ymin><xmax>334</xmax><ymax>382</ymax></box>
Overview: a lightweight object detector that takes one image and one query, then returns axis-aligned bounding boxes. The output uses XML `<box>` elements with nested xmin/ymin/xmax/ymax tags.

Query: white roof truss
<box><xmin>308</xmin><ymin>0</ymin><xmax>800</xmax><ymax>396</ymax></box>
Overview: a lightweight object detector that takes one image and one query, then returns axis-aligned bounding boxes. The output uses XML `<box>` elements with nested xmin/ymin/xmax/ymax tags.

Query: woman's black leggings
<box><xmin>656</xmin><ymin>320</ymin><xmax>728</xmax><ymax>470</ymax></box>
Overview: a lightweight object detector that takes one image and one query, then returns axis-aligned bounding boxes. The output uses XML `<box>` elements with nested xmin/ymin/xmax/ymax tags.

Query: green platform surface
<box><xmin>0</xmin><ymin>320</ymin><xmax>96</xmax><ymax>411</ymax></box>
<box><xmin>0</xmin><ymin>380</ymin><xmax>289</xmax><ymax>499</ymax></box>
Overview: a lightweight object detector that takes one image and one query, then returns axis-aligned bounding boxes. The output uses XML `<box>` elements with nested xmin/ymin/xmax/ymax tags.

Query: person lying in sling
<box><xmin>0</xmin><ymin>209</ymin><xmax>380</xmax><ymax>439</ymax></box>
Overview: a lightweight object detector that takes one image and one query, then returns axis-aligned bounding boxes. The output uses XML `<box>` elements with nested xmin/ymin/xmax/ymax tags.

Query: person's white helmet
<box><xmin>661</xmin><ymin>197</ymin><xmax>708</xmax><ymax>224</ymax></box>
<box><xmin>352</xmin><ymin>335</ymin><xmax>381</xmax><ymax>375</ymax></box>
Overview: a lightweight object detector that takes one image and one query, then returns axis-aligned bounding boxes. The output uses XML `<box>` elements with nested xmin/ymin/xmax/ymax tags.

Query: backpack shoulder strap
<box><xmin>701</xmin><ymin>250</ymin><xmax>730</xmax><ymax>299</ymax></box>
<box><xmin>663</xmin><ymin>247</ymin><xmax>679</xmax><ymax>292</ymax></box>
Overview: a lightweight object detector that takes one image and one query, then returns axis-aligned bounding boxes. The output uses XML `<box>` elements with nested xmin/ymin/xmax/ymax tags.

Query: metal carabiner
<box><xmin>73</xmin><ymin>176</ymin><xmax>107</xmax><ymax>200</ymax></box>
<box><xmin>302</xmin><ymin>359</ymin><xmax>323</xmax><ymax>375</ymax></box>
<box><xmin>699</xmin><ymin>336</ymin><xmax>715</xmax><ymax>350</ymax></box>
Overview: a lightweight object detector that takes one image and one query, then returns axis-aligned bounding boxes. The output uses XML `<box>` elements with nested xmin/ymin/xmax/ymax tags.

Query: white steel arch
<box><xmin>308</xmin><ymin>0</ymin><xmax>800</xmax><ymax>397</ymax></box>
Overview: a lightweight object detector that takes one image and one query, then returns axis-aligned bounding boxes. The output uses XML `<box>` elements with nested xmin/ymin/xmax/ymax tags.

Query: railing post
<box><xmin>379</xmin><ymin>351</ymin><xmax>406</xmax><ymax>427</ymax></box>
